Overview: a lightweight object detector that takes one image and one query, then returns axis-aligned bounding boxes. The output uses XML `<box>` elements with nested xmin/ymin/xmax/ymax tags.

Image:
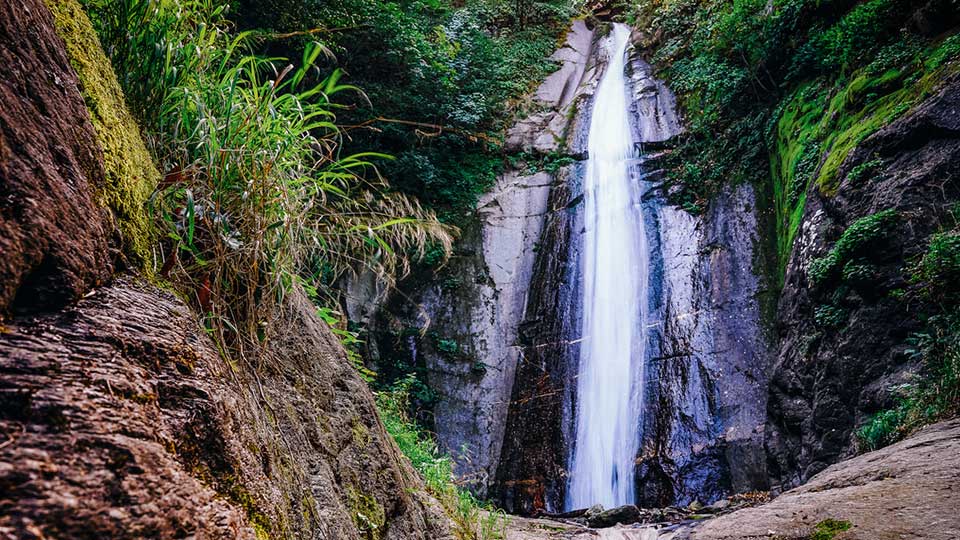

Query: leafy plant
<box><xmin>809</xmin><ymin>209</ymin><xmax>899</xmax><ymax>288</ymax></box>
<box><xmin>87</xmin><ymin>0</ymin><xmax>455</xmax><ymax>356</ymax></box>
<box><xmin>810</xmin><ymin>518</ymin><xmax>853</xmax><ymax>540</ymax></box>
<box><xmin>858</xmin><ymin>310</ymin><xmax>960</xmax><ymax>450</ymax></box>
<box><xmin>376</xmin><ymin>376</ymin><xmax>507</xmax><ymax>540</ymax></box>
<box><xmin>913</xmin><ymin>232</ymin><xmax>960</xmax><ymax>304</ymax></box>
<box><xmin>847</xmin><ymin>157</ymin><xmax>884</xmax><ymax>185</ymax></box>
<box><xmin>814</xmin><ymin>304</ymin><xmax>848</xmax><ymax>329</ymax></box>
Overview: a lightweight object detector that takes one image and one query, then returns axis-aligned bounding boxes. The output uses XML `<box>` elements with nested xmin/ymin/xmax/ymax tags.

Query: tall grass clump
<box><xmin>377</xmin><ymin>376</ymin><xmax>506</xmax><ymax>540</ymax></box>
<box><xmin>85</xmin><ymin>0</ymin><xmax>455</xmax><ymax>358</ymax></box>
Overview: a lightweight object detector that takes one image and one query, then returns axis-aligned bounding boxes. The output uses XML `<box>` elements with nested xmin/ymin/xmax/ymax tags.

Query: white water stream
<box><xmin>567</xmin><ymin>23</ymin><xmax>649</xmax><ymax>510</ymax></box>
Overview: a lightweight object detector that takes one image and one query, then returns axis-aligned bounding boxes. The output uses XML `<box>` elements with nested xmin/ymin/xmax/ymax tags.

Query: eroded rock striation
<box><xmin>0</xmin><ymin>0</ymin><xmax>114</xmax><ymax>315</ymax></box>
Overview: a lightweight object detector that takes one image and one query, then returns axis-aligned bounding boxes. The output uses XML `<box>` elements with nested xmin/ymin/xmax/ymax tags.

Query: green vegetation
<box><xmin>810</xmin><ymin>518</ymin><xmax>853</xmax><ymax>540</ymax></box>
<box><xmin>809</xmin><ymin>209</ymin><xmax>899</xmax><ymax>289</ymax></box>
<box><xmin>913</xmin><ymin>232</ymin><xmax>960</xmax><ymax>304</ymax></box>
<box><xmin>231</xmin><ymin>0</ymin><xmax>573</xmax><ymax>222</ymax></box>
<box><xmin>626</xmin><ymin>0</ymin><xmax>959</xmax><ymax>273</ymax></box>
<box><xmin>858</xmin><ymin>226</ymin><xmax>960</xmax><ymax>450</ymax></box>
<box><xmin>85</xmin><ymin>0</ymin><xmax>454</xmax><ymax>354</ymax></box>
<box><xmin>376</xmin><ymin>376</ymin><xmax>507</xmax><ymax>539</ymax></box>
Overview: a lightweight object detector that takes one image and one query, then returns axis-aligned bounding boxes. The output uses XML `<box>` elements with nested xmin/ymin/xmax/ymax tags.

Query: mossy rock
<box><xmin>347</xmin><ymin>487</ymin><xmax>386</xmax><ymax>540</ymax></box>
<box><xmin>810</xmin><ymin>518</ymin><xmax>852</xmax><ymax>540</ymax></box>
<box><xmin>44</xmin><ymin>0</ymin><xmax>159</xmax><ymax>270</ymax></box>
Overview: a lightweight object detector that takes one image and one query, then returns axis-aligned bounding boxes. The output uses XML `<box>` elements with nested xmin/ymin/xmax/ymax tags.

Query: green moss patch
<box><xmin>770</xmin><ymin>39</ymin><xmax>959</xmax><ymax>274</ymax></box>
<box><xmin>810</xmin><ymin>518</ymin><xmax>852</xmax><ymax>540</ymax></box>
<box><xmin>44</xmin><ymin>0</ymin><xmax>158</xmax><ymax>269</ymax></box>
<box><xmin>347</xmin><ymin>486</ymin><xmax>386</xmax><ymax>540</ymax></box>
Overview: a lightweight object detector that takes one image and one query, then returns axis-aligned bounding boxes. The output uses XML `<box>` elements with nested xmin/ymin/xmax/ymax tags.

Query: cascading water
<box><xmin>567</xmin><ymin>23</ymin><xmax>649</xmax><ymax>510</ymax></box>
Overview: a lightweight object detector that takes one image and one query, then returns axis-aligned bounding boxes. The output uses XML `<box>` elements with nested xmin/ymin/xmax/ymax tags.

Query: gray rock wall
<box><xmin>638</xmin><ymin>182</ymin><xmax>771</xmax><ymax>506</ymax></box>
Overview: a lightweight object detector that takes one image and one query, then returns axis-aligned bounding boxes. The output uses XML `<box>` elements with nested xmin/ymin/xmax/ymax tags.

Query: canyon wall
<box><xmin>765</xmin><ymin>72</ymin><xmax>960</xmax><ymax>491</ymax></box>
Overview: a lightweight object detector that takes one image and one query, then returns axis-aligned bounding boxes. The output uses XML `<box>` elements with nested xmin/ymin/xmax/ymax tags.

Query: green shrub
<box><xmin>857</xmin><ymin>408</ymin><xmax>906</xmax><ymax>451</ymax></box>
<box><xmin>834</xmin><ymin>209</ymin><xmax>899</xmax><ymax>260</ymax></box>
<box><xmin>808</xmin><ymin>252</ymin><xmax>839</xmax><ymax>288</ymax></box>
<box><xmin>914</xmin><ymin>232</ymin><xmax>960</xmax><ymax>303</ymax></box>
<box><xmin>230</xmin><ymin>0</ymin><xmax>570</xmax><ymax>222</ymax></box>
<box><xmin>799</xmin><ymin>0</ymin><xmax>909</xmax><ymax>74</ymax></box>
<box><xmin>87</xmin><ymin>0</ymin><xmax>455</xmax><ymax>351</ymax></box>
<box><xmin>377</xmin><ymin>376</ymin><xmax>507</xmax><ymax>539</ymax></box>
<box><xmin>814</xmin><ymin>304</ymin><xmax>848</xmax><ymax>329</ymax></box>
<box><xmin>809</xmin><ymin>209</ymin><xmax>898</xmax><ymax>288</ymax></box>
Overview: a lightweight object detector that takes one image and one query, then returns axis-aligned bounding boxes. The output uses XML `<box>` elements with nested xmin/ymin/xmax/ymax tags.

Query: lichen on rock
<box><xmin>43</xmin><ymin>0</ymin><xmax>159</xmax><ymax>270</ymax></box>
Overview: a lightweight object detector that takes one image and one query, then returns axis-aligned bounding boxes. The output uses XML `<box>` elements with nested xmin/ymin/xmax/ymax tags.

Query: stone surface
<box><xmin>637</xmin><ymin>183</ymin><xmax>772</xmax><ymax>507</ymax></box>
<box><xmin>0</xmin><ymin>278</ymin><xmax>452</xmax><ymax>540</ymax></box>
<box><xmin>587</xmin><ymin>505</ymin><xmax>643</xmax><ymax>528</ymax></box>
<box><xmin>681</xmin><ymin>419</ymin><xmax>960</xmax><ymax>540</ymax></box>
<box><xmin>505</xmin><ymin>20</ymin><xmax>596</xmax><ymax>155</ymax></box>
<box><xmin>626</xmin><ymin>55</ymin><xmax>682</xmax><ymax>145</ymax></box>
<box><xmin>0</xmin><ymin>0</ymin><xmax>113</xmax><ymax>315</ymax></box>
<box><xmin>765</xmin><ymin>73</ymin><xmax>960</xmax><ymax>491</ymax></box>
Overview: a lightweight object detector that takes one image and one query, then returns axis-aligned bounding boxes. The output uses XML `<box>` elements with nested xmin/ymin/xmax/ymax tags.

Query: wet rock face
<box><xmin>0</xmin><ymin>0</ymin><xmax>113</xmax><ymax>315</ymax></box>
<box><xmin>493</xmin><ymin>164</ymin><xmax>584</xmax><ymax>514</ymax></box>
<box><xmin>636</xmin><ymin>182</ymin><xmax>771</xmax><ymax>508</ymax></box>
<box><xmin>765</xmin><ymin>74</ymin><xmax>960</xmax><ymax>490</ymax></box>
<box><xmin>369</xmin><ymin>167</ymin><xmax>554</xmax><ymax>497</ymax></box>
<box><xmin>0</xmin><ymin>279</ymin><xmax>452</xmax><ymax>540</ymax></box>
<box><xmin>367</xmin><ymin>20</ymin><xmax>603</xmax><ymax>498</ymax></box>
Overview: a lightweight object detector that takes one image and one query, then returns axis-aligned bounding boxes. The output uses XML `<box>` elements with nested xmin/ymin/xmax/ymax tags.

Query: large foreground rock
<box><xmin>0</xmin><ymin>278</ymin><xmax>452</xmax><ymax>539</ymax></box>
<box><xmin>684</xmin><ymin>419</ymin><xmax>960</xmax><ymax>539</ymax></box>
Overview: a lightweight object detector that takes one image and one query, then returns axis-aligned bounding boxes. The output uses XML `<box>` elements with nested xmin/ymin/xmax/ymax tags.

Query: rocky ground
<box><xmin>505</xmin><ymin>418</ymin><xmax>960</xmax><ymax>539</ymax></box>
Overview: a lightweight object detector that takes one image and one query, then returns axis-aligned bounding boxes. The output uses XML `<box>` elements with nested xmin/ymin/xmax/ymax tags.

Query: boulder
<box><xmin>587</xmin><ymin>504</ymin><xmax>642</xmax><ymax>528</ymax></box>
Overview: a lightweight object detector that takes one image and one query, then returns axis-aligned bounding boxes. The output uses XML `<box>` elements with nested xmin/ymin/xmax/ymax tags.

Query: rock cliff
<box><xmin>370</xmin><ymin>21</ymin><xmax>774</xmax><ymax>513</ymax></box>
<box><xmin>0</xmin><ymin>1</ymin><xmax>452</xmax><ymax>538</ymax></box>
<box><xmin>765</xmin><ymin>72</ymin><xmax>960</xmax><ymax>491</ymax></box>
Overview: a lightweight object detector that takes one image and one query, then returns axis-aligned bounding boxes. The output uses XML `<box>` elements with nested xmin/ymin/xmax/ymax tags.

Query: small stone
<box><xmin>587</xmin><ymin>504</ymin><xmax>642</xmax><ymax>528</ymax></box>
<box><xmin>583</xmin><ymin>504</ymin><xmax>604</xmax><ymax>519</ymax></box>
<box><xmin>687</xmin><ymin>500</ymin><xmax>704</xmax><ymax>512</ymax></box>
<box><xmin>707</xmin><ymin>499</ymin><xmax>730</xmax><ymax>512</ymax></box>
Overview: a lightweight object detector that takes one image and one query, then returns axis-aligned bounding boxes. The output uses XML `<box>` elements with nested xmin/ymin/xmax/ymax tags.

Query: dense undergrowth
<box><xmin>230</xmin><ymin>0</ymin><xmax>575</xmax><ymax>223</ymax></box>
<box><xmin>84</xmin><ymin>0</ymin><xmax>454</xmax><ymax>358</ymax></box>
<box><xmin>626</xmin><ymin>0</ymin><xmax>959</xmax><ymax>267</ymax></box>
<box><xmin>81</xmin><ymin>0</ymin><xmax>523</xmax><ymax>534</ymax></box>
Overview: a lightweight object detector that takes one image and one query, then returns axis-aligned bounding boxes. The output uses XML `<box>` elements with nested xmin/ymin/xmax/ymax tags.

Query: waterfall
<box><xmin>567</xmin><ymin>23</ymin><xmax>649</xmax><ymax>510</ymax></box>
